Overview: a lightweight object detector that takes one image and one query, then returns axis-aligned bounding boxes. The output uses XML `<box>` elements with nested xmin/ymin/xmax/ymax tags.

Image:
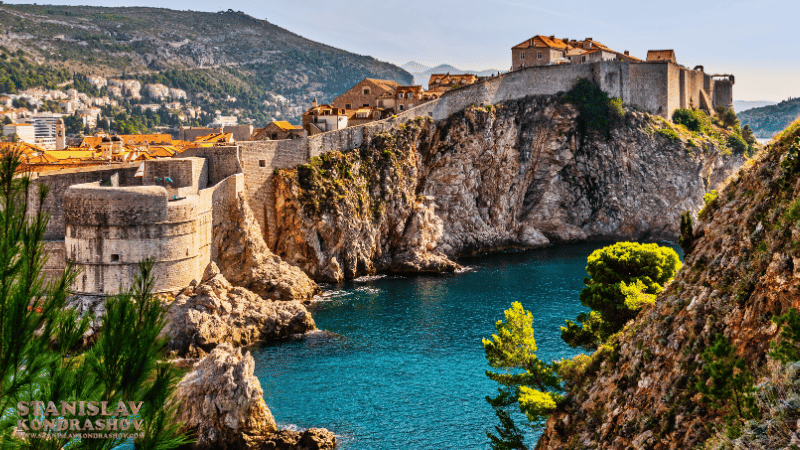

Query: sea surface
<box><xmin>253</xmin><ymin>242</ymin><xmax>676</xmax><ymax>449</ymax></box>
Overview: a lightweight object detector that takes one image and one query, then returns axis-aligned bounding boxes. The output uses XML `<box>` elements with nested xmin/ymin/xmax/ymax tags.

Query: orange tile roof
<box><xmin>513</xmin><ymin>35</ymin><xmax>569</xmax><ymax>50</ymax></box>
<box><xmin>364</xmin><ymin>78</ymin><xmax>401</xmax><ymax>92</ymax></box>
<box><xmin>271</xmin><ymin>121</ymin><xmax>301</xmax><ymax>131</ymax></box>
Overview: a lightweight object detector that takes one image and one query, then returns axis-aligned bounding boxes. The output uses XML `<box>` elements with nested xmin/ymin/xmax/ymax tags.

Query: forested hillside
<box><xmin>0</xmin><ymin>4</ymin><xmax>412</xmax><ymax>124</ymax></box>
<box><xmin>738</xmin><ymin>97</ymin><xmax>800</xmax><ymax>139</ymax></box>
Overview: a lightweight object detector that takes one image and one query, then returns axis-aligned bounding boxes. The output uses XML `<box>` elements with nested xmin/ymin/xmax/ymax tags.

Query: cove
<box><xmin>253</xmin><ymin>242</ymin><xmax>674</xmax><ymax>449</ymax></box>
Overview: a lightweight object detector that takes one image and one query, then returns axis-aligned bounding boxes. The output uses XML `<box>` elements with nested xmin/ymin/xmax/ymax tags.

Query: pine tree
<box><xmin>483</xmin><ymin>302</ymin><xmax>561</xmax><ymax>449</ymax></box>
<box><xmin>696</xmin><ymin>333</ymin><xmax>758</xmax><ymax>435</ymax></box>
<box><xmin>0</xmin><ymin>147</ymin><xmax>191</xmax><ymax>449</ymax></box>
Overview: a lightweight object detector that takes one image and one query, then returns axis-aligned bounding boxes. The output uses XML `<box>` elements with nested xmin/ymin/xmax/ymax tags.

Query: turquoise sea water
<box><xmin>252</xmin><ymin>242</ymin><xmax>658</xmax><ymax>449</ymax></box>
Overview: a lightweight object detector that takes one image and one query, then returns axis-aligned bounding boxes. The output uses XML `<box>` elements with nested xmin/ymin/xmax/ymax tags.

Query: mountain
<box><xmin>0</xmin><ymin>4</ymin><xmax>412</xmax><ymax>124</ymax></box>
<box><xmin>734</xmin><ymin>100</ymin><xmax>777</xmax><ymax>113</ymax></box>
<box><xmin>738</xmin><ymin>97</ymin><xmax>800</xmax><ymax>138</ymax></box>
<box><xmin>400</xmin><ymin>61</ymin><xmax>431</xmax><ymax>73</ymax></box>
<box><xmin>401</xmin><ymin>61</ymin><xmax>502</xmax><ymax>87</ymax></box>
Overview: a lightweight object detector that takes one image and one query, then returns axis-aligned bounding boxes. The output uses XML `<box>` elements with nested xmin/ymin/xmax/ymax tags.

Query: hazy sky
<box><xmin>9</xmin><ymin>0</ymin><xmax>800</xmax><ymax>101</ymax></box>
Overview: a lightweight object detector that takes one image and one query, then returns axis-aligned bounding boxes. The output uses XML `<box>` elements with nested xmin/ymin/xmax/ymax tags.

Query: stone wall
<box><xmin>178</xmin><ymin>145</ymin><xmax>242</xmax><ymax>186</ymax></box>
<box><xmin>238</xmin><ymin>140</ymin><xmax>309</xmax><ymax>248</ymax></box>
<box><xmin>28</xmin><ymin>162</ymin><xmax>142</xmax><ymax>241</ymax></box>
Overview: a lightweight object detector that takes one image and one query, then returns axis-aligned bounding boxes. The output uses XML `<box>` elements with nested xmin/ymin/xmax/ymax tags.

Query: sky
<box><xmin>9</xmin><ymin>0</ymin><xmax>800</xmax><ymax>101</ymax></box>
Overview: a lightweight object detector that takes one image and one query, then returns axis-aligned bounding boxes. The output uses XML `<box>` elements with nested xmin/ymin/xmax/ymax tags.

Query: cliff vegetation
<box><xmin>536</xmin><ymin>118</ymin><xmax>800</xmax><ymax>450</ymax></box>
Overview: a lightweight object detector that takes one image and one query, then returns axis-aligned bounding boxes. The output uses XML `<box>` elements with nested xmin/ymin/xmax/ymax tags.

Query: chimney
<box><xmin>549</xmin><ymin>35</ymin><xmax>555</xmax><ymax>40</ymax></box>
<box><xmin>624</xmin><ymin>50</ymin><xmax>629</xmax><ymax>56</ymax></box>
<box><xmin>311</xmin><ymin>97</ymin><xmax>318</xmax><ymax>108</ymax></box>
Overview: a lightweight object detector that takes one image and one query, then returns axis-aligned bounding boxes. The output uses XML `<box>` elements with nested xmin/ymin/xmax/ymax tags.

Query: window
<box><xmin>259</xmin><ymin>160</ymin><xmax>267</xmax><ymax>167</ymax></box>
<box><xmin>399</xmin><ymin>105</ymin><xmax>404</xmax><ymax>111</ymax></box>
<box><xmin>537</xmin><ymin>52</ymin><xmax>542</xmax><ymax>59</ymax></box>
<box><xmin>363</xmin><ymin>103</ymin><xmax>369</xmax><ymax>107</ymax></box>
<box><xmin>520</xmin><ymin>52</ymin><xmax>525</xmax><ymax>59</ymax></box>
<box><xmin>271</xmin><ymin>133</ymin><xmax>278</xmax><ymax>140</ymax></box>
<box><xmin>581</xmin><ymin>56</ymin><xmax>586</xmax><ymax>63</ymax></box>
<box><xmin>363</xmin><ymin>88</ymin><xmax>370</xmax><ymax>95</ymax></box>
<box><xmin>111</xmin><ymin>254</ymin><xmax>120</xmax><ymax>262</ymax></box>
<box><xmin>345</xmin><ymin>103</ymin><xmax>352</xmax><ymax>109</ymax></box>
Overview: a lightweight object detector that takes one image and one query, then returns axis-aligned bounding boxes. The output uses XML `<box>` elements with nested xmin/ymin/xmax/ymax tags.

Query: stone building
<box><xmin>302</xmin><ymin>103</ymin><xmax>349</xmax><ymax>135</ymax></box>
<box><xmin>511</xmin><ymin>35</ymin><xmax>638</xmax><ymax>71</ymax></box>
<box><xmin>39</xmin><ymin>155</ymin><xmax>244</xmax><ymax>295</ymax></box>
<box><xmin>647</xmin><ymin>50</ymin><xmax>677</xmax><ymax>63</ymax></box>
<box><xmin>251</xmin><ymin>121</ymin><xmax>305</xmax><ymax>140</ymax></box>
<box><xmin>331</xmin><ymin>79</ymin><xmax>400</xmax><ymax>110</ymax></box>
<box><xmin>3</xmin><ymin>123</ymin><xmax>36</xmax><ymax>144</ymax></box>
<box><xmin>394</xmin><ymin>86</ymin><xmax>424</xmax><ymax>112</ymax></box>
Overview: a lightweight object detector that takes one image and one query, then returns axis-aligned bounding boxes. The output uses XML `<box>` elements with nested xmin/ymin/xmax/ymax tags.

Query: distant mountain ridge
<box><xmin>734</xmin><ymin>100</ymin><xmax>777</xmax><ymax>113</ymax></box>
<box><xmin>401</xmin><ymin>61</ymin><xmax>502</xmax><ymax>88</ymax></box>
<box><xmin>738</xmin><ymin>97</ymin><xmax>800</xmax><ymax>138</ymax></box>
<box><xmin>0</xmin><ymin>4</ymin><xmax>412</xmax><ymax>124</ymax></box>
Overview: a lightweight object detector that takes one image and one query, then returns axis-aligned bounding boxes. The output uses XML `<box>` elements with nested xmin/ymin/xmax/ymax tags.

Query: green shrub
<box><xmin>727</xmin><ymin>133</ymin><xmax>748</xmax><ymax>154</ymax></box>
<box><xmin>562</xmin><ymin>78</ymin><xmax>624</xmax><ymax>138</ymax></box>
<box><xmin>698</xmin><ymin>190</ymin><xmax>719</xmax><ymax>220</ymax></box>
<box><xmin>672</xmin><ymin>108</ymin><xmax>711</xmax><ymax>133</ymax></box>
<box><xmin>770</xmin><ymin>308</ymin><xmax>800</xmax><ymax>363</ymax></box>
<box><xmin>697</xmin><ymin>334</ymin><xmax>758</xmax><ymax>431</ymax></box>
<box><xmin>658</xmin><ymin>128</ymin><xmax>681</xmax><ymax>141</ymax></box>
<box><xmin>678</xmin><ymin>211</ymin><xmax>694</xmax><ymax>256</ymax></box>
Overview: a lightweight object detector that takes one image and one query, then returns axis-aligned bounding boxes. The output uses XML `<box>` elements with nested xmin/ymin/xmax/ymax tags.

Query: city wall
<box><xmin>40</xmin><ymin>157</ymin><xmax>244</xmax><ymax>294</ymax></box>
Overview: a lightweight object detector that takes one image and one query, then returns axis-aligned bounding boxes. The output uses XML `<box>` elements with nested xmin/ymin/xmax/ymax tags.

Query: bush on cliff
<box><xmin>0</xmin><ymin>148</ymin><xmax>191</xmax><ymax>449</ymax></box>
<box><xmin>561</xmin><ymin>242</ymin><xmax>681</xmax><ymax>350</ymax></box>
<box><xmin>562</xmin><ymin>78</ymin><xmax>624</xmax><ymax>138</ymax></box>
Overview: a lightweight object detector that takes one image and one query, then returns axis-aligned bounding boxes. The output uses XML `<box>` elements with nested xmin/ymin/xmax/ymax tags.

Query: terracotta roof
<box><xmin>396</xmin><ymin>85</ymin><xmax>423</xmax><ymax>93</ymax></box>
<box><xmin>271</xmin><ymin>121</ymin><xmax>300</xmax><ymax>131</ymax></box>
<box><xmin>513</xmin><ymin>35</ymin><xmax>569</xmax><ymax>50</ymax></box>
<box><xmin>364</xmin><ymin>78</ymin><xmax>401</xmax><ymax>92</ymax></box>
<box><xmin>147</xmin><ymin>146</ymin><xmax>178</xmax><ymax>157</ymax></box>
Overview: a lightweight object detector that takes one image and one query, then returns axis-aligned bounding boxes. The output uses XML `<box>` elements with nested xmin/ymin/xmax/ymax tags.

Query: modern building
<box><xmin>3</xmin><ymin>123</ymin><xmax>36</xmax><ymax>144</ymax></box>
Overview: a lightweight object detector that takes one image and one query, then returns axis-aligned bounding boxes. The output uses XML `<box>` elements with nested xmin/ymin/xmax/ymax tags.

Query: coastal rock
<box><xmin>260</xmin><ymin>428</ymin><xmax>337</xmax><ymax>450</ymax></box>
<box><xmin>274</xmin><ymin>98</ymin><xmax>742</xmax><ymax>281</ymax></box>
<box><xmin>213</xmin><ymin>192</ymin><xmax>319</xmax><ymax>302</ymax></box>
<box><xmin>174</xmin><ymin>343</ymin><xmax>277</xmax><ymax>449</ymax></box>
<box><xmin>536</xmin><ymin>126</ymin><xmax>800</xmax><ymax>448</ymax></box>
<box><xmin>164</xmin><ymin>263</ymin><xmax>316</xmax><ymax>358</ymax></box>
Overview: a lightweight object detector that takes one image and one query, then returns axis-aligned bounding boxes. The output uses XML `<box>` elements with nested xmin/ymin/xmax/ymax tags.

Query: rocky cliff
<box><xmin>213</xmin><ymin>192</ymin><xmax>318</xmax><ymax>303</ymax></box>
<box><xmin>536</xmin><ymin>121</ymin><xmax>800</xmax><ymax>449</ymax></box>
<box><xmin>273</xmin><ymin>95</ymin><xmax>742</xmax><ymax>282</ymax></box>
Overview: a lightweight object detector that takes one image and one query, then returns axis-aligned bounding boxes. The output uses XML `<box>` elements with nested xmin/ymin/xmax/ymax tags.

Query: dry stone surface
<box><xmin>164</xmin><ymin>262</ymin><xmax>315</xmax><ymax>358</ymax></box>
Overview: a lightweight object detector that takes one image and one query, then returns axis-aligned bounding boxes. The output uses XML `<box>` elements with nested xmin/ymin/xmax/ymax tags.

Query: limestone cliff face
<box><xmin>537</xmin><ymin>125</ymin><xmax>800</xmax><ymax>449</ymax></box>
<box><xmin>213</xmin><ymin>192</ymin><xmax>319</xmax><ymax>302</ymax></box>
<box><xmin>274</xmin><ymin>96</ymin><xmax>741</xmax><ymax>282</ymax></box>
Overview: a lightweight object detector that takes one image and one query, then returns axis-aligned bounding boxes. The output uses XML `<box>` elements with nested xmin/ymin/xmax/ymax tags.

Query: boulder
<box><xmin>260</xmin><ymin>428</ymin><xmax>337</xmax><ymax>450</ymax></box>
<box><xmin>174</xmin><ymin>344</ymin><xmax>276</xmax><ymax>449</ymax></box>
<box><xmin>165</xmin><ymin>263</ymin><xmax>316</xmax><ymax>358</ymax></box>
<box><xmin>174</xmin><ymin>344</ymin><xmax>337</xmax><ymax>450</ymax></box>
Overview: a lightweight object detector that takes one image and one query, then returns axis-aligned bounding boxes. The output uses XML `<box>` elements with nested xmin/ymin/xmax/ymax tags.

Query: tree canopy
<box><xmin>561</xmin><ymin>242</ymin><xmax>681</xmax><ymax>349</ymax></box>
